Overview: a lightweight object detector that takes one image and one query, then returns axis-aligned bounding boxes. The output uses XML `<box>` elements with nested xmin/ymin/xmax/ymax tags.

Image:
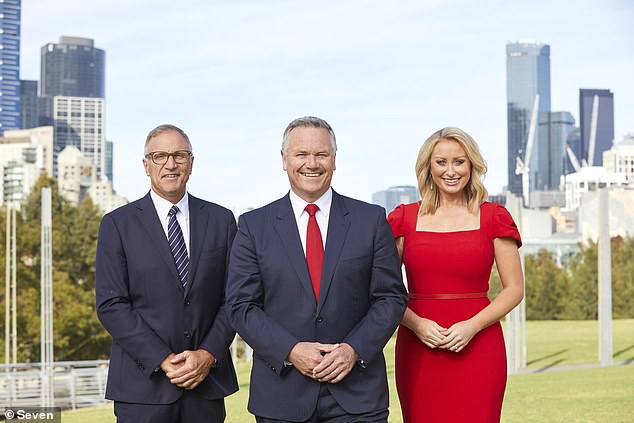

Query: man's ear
<box><xmin>143</xmin><ymin>158</ymin><xmax>150</xmax><ymax>176</ymax></box>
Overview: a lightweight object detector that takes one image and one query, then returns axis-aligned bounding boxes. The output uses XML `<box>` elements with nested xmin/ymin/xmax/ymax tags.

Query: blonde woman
<box><xmin>388</xmin><ymin>127</ymin><xmax>524</xmax><ymax>422</ymax></box>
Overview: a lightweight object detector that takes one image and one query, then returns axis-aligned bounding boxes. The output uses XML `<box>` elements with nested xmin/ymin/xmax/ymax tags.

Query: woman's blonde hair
<box><xmin>415</xmin><ymin>127</ymin><xmax>488</xmax><ymax>215</ymax></box>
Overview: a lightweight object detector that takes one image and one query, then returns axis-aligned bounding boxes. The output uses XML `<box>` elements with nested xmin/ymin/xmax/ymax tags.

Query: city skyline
<box><xmin>19</xmin><ymin>0</ymin><xmax>634</xmax><ymax>214</ymax></box>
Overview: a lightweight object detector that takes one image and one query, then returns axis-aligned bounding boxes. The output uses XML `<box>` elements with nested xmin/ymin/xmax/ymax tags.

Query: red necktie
<box><xmin>305</xmin><ymin>204</ymin><xmax>324</xmax><ymax>302</ymax></box>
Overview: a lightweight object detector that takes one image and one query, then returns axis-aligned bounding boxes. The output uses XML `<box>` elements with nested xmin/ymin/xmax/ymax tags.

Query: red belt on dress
<box><xmin>408</xmin><ymin>292</ymin><xmax>488</xmax><ymax>300</ymax></box>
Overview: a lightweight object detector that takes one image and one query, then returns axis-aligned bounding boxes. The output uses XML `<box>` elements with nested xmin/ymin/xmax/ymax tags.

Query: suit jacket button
<box><xmin>316</xmin><ymin>316</ymin><xmax>323</xmax><ymax>323</ymax></box>
<box><xmin>184</xmin><ymin>330</ymin><xmax>191</xmax><ymax>338</ymax></box>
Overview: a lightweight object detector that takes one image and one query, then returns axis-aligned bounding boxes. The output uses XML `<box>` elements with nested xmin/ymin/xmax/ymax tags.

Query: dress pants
<box><xmin>256</xmin><ymin>383</ymin><xmax>388</xmax><ymax>423</ymax></box>
<box><xmin>114</xmin><ymin>390</ymin><xmax>225</xmax><ymax>423</ymax></box>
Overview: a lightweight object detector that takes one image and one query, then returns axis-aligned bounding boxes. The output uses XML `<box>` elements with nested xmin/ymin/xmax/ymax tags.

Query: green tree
<box><xmin>0</xmin><ymin>174</ymin><xmax>110</xmax><ymax>362</ymax></box>
<box><xmin>611</xmin><ymin>236</ymin><xmax>634</xmax><ymax>318</ymax></box>
<box><xmin>525</xmin><ymin>249</ymin><xmax>568</xmax><ymax>320</ymax></box>
<box><xmin>563</xmin><ymin>242</ymin><xmax>598</xmax><ymax>319</ymax></box>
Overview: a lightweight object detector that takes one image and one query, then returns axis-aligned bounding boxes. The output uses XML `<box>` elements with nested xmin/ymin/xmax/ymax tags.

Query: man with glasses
<box><xmin>96</xmin><ymin>124</ymin><xmax>238</xmax><ymax>422</ymax></box>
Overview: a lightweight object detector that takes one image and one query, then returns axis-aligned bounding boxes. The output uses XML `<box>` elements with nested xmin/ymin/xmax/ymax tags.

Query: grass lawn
<box><xmin>62</xmin><ymin>319</ymin><xmax>634</xmax><ymax>423</ymax></box>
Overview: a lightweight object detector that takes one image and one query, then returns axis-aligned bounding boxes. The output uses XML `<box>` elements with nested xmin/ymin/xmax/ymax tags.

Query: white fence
<box><xmin>0</xmin><ymin>338</ymin><xmax>252</xmax><ymax>410</ymax></box>
<box><xmin>0</xmin><ymin>360</ymin><xmax>109</xmax><ymax>410</ymax></box>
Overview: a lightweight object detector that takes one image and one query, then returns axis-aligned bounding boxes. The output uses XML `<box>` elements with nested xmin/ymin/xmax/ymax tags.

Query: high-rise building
<box><xmin>40</xmin><ymin>36</ymin><xmax>108</xmax><ymax>178</ymax></box>
<box><xmin>372</xmin><ymin>185</ymin><xmax>419</xmax><ymax>214</ymax></box>
<box><xmin>548</xmin><ymin>111</ymin><xmax>575</xmax><ymax>189</ymax></box>
<box><xmin>506</xmin><ymin>41</ymin><xmax>551</xmax><ymax>198</ymax></box>
<box><xmin>41</xmin><ymin>36</ymin><xmax>105</xmax><ymax>98</ymax></box>
<box><xmin>579</xmin><ymin>89</ymin><xmax>614</xmax><ymax>166</ymax></box>
<box><xmin>0</xmin><ymin>126</ymin><xmax>54</xmax><ymax>207</ymax></box>
<box><xmin>53</xmin><ymin>96</ymin><xmax>106</xmax><ymax>177</ymax></box>
<box><xmin>20</xmin><ymin>79</ymin><xmax>38</xmax><ymax>129</ymax></box>
<box><xmin>105</xmin><ymin>140</ymin><xmax>113</xmax><ymax>182</ymax></box>
<box><xmin>0</xmin><ymin>0</ymin><xmax>21</xmax><ymax>134</ymax></box>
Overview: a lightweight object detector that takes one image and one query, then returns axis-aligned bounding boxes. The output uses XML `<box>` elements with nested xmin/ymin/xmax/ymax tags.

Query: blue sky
<box><xmin>20</xmin><ymin>0</ymin><xmax>634</xmax><ymax>215</ymax></box>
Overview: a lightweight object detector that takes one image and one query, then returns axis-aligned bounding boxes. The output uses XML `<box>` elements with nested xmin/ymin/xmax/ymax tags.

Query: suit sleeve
<box><xmin>199</xmin><ymin>212</ymin><xmax>238</xmax><ymax>364</ymax></box>
<box><xmin>342</xmin><ymin>208</ymin><xmax>408</xmax><ymax>363</ymax></box>
<box><xmin>95</xmin><ymin>213</ymin><xmax>172</xmax><ymax>378</ymax></box>
<box><xmin>225</xmin><ymin>214</ymin><xmax>299</xmax><ymax>374</ymax></box>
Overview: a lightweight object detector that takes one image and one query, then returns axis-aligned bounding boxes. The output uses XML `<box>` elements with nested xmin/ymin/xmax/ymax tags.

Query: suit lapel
<box><xmin>274</xmin><ymin>194</ymin><xmax>316</xmax><ymax>304</ymax></box>
<box><xmin>185</xmin><ymin>195</ymin><xmax>207</xmax><ymax>297</ymax></box>
<box><xmin>317</xmin><ymin>191</ymin><xmax>350</xmax><ymax>311</ymax></box>
<box><xmin>136</xmin><ymin>193</ymin><xmax>184</xmax><ymax>292</ymax></box>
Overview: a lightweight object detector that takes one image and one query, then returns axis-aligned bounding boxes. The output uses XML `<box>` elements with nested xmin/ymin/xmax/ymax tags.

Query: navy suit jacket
<box><xmin>96</xmin><ymin>192</ymin><xmax>238</xmax><ymax>404</ymax></box>
<box><xmin>226</xmin><ymin>190</ymin><xmax>407</xmax><ymax>421</ymax></box>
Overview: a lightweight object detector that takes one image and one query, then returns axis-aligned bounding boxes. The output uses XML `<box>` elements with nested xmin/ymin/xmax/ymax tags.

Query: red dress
<box><xmin>387</xmin><ymin>201</ymin><xmax>521</xmax><ymax>423</ymax></box>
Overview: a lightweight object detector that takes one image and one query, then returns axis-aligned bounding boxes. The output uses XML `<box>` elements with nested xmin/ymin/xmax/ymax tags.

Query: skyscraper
<box><xmin>53</xmin><ymin>96</ymin><xmax>106</xmax><ymax>177</ymax></box>
<box><xmin>579</xmin><ymin>89</ymin><xmax>614</xmax><ymax>166</ymax></box>
<box><xmin>506</xmin><ymin>41</ymin><xmax>551</xmax><ymax>198</ymax></box>
<box><xmin>40</xmin><ymin>36</ymin><xmax>107</xmax><ymax>178</ymax></box>
<box><xmin>0</xmin><ymin>0</ymin><xmax>21</xmax><ymax>134</ymax></box>
<box><xmin>372</xmin><ymin>185</ymin><xmax>419</xmax><ymax>214</ymax></box>
<box><xmin>548</xmin><ymin>111</ymin><xmax>575</xmax><ymax>189</ymax></box>
<box><xmin>41</xmin><ymin>36</ymin><xmax>105</xmax><ymax>98</ymax></box>
<box><xmin>20</xmin><ymin>79</ymin><xmax>38</xmax><ymax>129</ymax></box>
<box><xmin>105</xmin><ymin>139</ymin><xmax>113</xmax><ymax>182</ymax></box>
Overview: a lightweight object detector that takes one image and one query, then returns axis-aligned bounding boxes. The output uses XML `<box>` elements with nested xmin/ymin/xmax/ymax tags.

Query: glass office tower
<box><xmin>579</xmin><ymin>89</ymin><xmax>614</xmax><ymax>166</ymax></box>
<box><xmin>506</xmin><ymin>41</ymin><xmax>551</xmax><ymax>196</ymax></box>
<box><xmin>0</xmin><ymin>0</ymin><xmax>21</xmax><ymax>134</ymax></box>
<box><xmin>41</xmin><ymin>36</ymin><xmax>105</xmax><ymax>98</ymax></box>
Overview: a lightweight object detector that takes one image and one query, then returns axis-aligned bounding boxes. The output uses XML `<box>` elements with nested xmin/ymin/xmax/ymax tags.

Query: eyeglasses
<box><xmin>145</xmin><ymin>150</ymin><xmax>193</xmax><ymax>165</ymax></box>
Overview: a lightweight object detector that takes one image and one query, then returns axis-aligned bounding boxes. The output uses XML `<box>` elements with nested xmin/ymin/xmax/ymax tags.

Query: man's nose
<box><xmin>306</xmin><ymin>154</ymin><xmax>318</xmax><ymax>168</ymax></box>
<box><xmin>164</xmin><ymin>154</ymin><xmax>178</xmax><ymax>168</ymax></box>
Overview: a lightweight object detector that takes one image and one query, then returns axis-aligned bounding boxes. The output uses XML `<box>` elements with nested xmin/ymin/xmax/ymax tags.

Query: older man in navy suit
<box><xmin>96</xmin><ymin>124</ymin><xmax>238</xmax><ymax>423</ymax></box>
<box><xmin>226</xmin><ymin>116</ymin><xmax>408</xmax><ymax>422</ymax></box>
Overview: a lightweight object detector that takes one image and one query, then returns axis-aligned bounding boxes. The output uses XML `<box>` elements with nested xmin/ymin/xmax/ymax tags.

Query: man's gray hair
<box><xmin>144</xmin><ymin>124</ymin><xmax>193</xmax><ymax>155</ymax></box>
<box><xmin>281</xmin><ymin>116</ymin><xmax>337</xmax><ymax>153</ymax></box>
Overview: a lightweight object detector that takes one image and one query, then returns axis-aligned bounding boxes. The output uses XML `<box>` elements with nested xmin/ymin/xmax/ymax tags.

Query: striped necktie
<box><xmin>168</xmin><ymin>205</ymin><xmax>190</xmax><ymax>287</ymax></box>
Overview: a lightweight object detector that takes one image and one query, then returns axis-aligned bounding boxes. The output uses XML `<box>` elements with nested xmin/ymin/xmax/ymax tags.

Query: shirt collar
<box><xmin>150</xmin><ymin>190</ymin><xmax>190</xmax><ymax>219</ymax></box>
<box><xmin>289</xmin><ymin>187</ymin><xmax>332</xmax><ymax>220</ymax></box>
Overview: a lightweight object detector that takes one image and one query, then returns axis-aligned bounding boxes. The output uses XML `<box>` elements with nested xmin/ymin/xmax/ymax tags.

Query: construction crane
<box><xmin>566</xmin><ymin>94</ymin><xmax>600</xmax><ymax>171</ymax></box>
<box><xmin>515</xmin><ymin>94</ymin><xmax>539</xmax><ymax>207</ymax></box>
<box><xmin>587</xmin><ymin>94</ymin><xmax>600</xmax><ymax>167</ymax></box>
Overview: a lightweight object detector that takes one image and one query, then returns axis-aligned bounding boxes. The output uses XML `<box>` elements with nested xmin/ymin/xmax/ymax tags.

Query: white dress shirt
<box><xmin>289</xmin><ymin>188</ymin><xmax>332</xmax><ymax>256</ymax></box>
<box><xmin>150</xmin><ymin>190</ymin><xmax>190</xmax><ymax>256</ymax></box>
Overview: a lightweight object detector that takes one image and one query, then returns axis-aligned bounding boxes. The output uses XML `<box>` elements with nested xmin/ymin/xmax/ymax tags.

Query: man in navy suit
<box><xmin>96</xmin><ymin>124</ymin><xmax>238</xmax><ymax>423</ymax></box>
<box><xmin>226</xmin><ymin>116</ymin><xmax>407</xmax><ymax>422</ymax></box>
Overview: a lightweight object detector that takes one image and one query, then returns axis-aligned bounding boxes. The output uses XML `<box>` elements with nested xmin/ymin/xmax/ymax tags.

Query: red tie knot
<box><xmin>305</xmin><ymin>204</ymin><xmax>319</xmax><ymax>217</ymax></box>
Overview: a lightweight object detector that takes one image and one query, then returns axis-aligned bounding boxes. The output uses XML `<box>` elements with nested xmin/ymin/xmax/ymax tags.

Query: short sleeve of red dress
<box><xmin>387</xmin><ymin>204</ymin><xmax>405</xmax><ymax>238</ymax></box>
<box><xmin>491</xmin><ymin>203</ymin><xmax>522</xmax><ymax>247</ymax></box>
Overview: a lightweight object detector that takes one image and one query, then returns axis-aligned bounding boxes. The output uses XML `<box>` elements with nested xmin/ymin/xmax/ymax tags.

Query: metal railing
<box><xmin>0</xmin><ymin>360</ymin><xmax>109</xmax><ymax>410</ymax></box>
<box><xmin>0</xmin><ymin>338</ymin><xmax>252</xmax><ymax>410</ymax></box>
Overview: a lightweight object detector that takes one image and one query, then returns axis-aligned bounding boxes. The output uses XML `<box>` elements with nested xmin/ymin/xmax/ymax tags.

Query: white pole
<box><xmin>4</xmin><ymin>205</ymin><xmax>10</xmax><ymax>365</ymax></box>
<box><xmin>588</xmin><ymin>95</ymin><xmax>600</xmax><ymax>167</ymax></box>
<box><xmin>504</xmin><ymin>193</ymin><xmax>526</xmax><ymax>374</ymax></box>
<box><xmin>41</xmin><ymin>187</ymin><xmax>54</xmax><ymax>407</ymax></box>
<box><xmin>598</xmin><ymin>188</ymin><xmax>612</xmax><ymax>366</ymax></box>
<box><xmin>11</xmin><ymin>206</ymin><xmax>17</xmax><ymax>364</ymax></box>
